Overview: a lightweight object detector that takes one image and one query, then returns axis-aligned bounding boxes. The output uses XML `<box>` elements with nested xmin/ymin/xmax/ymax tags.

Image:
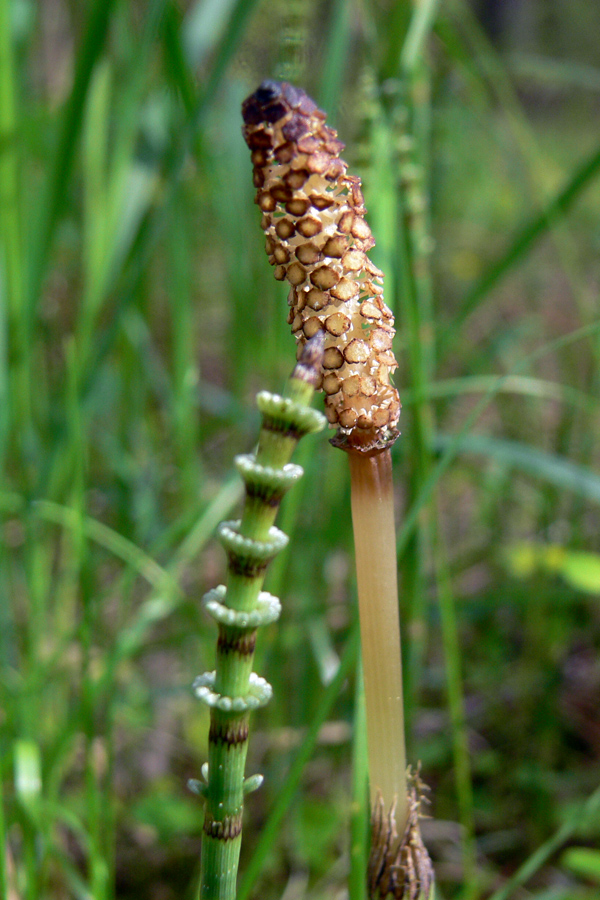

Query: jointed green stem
<box><xmin>195</xmin><ymin>337</ymin><xmax>325</xmax><ymax>900</ymax></box>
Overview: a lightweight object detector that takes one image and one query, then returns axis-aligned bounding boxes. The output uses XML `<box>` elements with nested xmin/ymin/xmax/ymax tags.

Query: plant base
<box><xmin>368</xmin><ymin>770</ymin><xmax>434</xmax><ymax>900</ymax></box>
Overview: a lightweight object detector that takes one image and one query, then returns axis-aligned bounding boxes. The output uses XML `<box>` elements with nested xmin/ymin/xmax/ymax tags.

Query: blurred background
<box><xmin>1</xmin><ymin>1</ymin><xmax>599</xmax><ymax>898</ymax></box>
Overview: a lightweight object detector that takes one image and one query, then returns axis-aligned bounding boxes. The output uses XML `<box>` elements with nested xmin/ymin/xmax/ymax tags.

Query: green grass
<box><xmin>1</xmin><ymin>1</ymin><xmax>600</xmax><ymax>899</ymax></box>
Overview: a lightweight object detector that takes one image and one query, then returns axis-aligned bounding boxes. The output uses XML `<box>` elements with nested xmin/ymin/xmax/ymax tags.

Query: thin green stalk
<box><xmin>0</xmin><ymin>760</ymin><xmax>6</xmax><ymax>900</ymax></box>
<box><xmin>22</xmin><ymin>807</ymin><xmax>38</xmax><ymax>900</ymax></box>
<box><xmin>318</xmin><ymin>0</ymin><xmax>352</xmax><ymax>125</ymax></box>
<box><xmin>272</xmin><ymin>0</ymin><xmax>312</xmax><ymax>86</ymax></box>
<box><xmin>162</xmin><ymin>0</ymin><xmax>196</xmax><ymax>116</ymax></box>
<box><xmin>373</xmin><ymin>0</ymin><xmax>439</xmax><ymax>741</ymax></box>
<box><xmin>400</xmin><ymin>0</ymin><xmax>443</xmax><ymax>76</ymax></box>
<box><xmin>379</xmin><ymin>2</ymin><xmax>412</xmax><ymax>83</ymax></box>
<box><xmin>66</xmin><ymin>339</ymin><xmax>110</xmax><ymax>899</ymax></box>
<box><xmin>0</xmin><ymin>0</ymin><xmax>27</xmax><ymax>456</ymax></box>
<box><xmin>236</xmin><ymin>623</ymin><xmax>360</xmax><ymax>900</ymax></box>
<box><xmin>81</xmin><ymin>60</ymin><xmax>111</xmax><ymax>347</ymax></box>
<box><xmin>364</xmin><ymin>96</ymin><xmax>434</xmax><ymax>739</ymax></box>
<box><xmin>349</xmin><ymin>662</ymin><xmax>369</xmax><ymax>900</ymax></box>
<box><xmin>169</xmin><ymin>191</ymin><xmax>200</xmax><ymax>504</ymax></box>
<box><xmin>389</xmin><ymin>91</ymin><xmax>437</xmax><ymax>737</ymax></box>
<box><xmin>0</xmin><ymin>263</ymin><xmax>7</xmax><ymax>465</ymax></box>
<box><xmin>433</xmin><ymin>519</ymin><xmax>478</xmax><ymax>899</ymax></box>
<box><xmin>195</xmin><ymin>338</ymin><xmax>325</xmax><ymax>900</ymax></box>
<box><xmin>394</xmin><ymin>165</ymin><xmax>433</xmax><ymax>732</ymax></box>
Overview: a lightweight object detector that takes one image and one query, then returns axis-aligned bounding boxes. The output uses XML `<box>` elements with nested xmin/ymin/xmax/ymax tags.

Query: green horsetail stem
<box><xmin>192</xmin><ymin>334</ymin><xmax>326</xmax><ymax>900</ymax></box>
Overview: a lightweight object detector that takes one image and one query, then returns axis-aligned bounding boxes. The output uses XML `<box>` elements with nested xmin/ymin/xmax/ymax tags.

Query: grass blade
<box><xmin>0</xmin><ymin>0</ymin><xmax>25</xmax><ymax>457</ymax></box>
<box><xmin>27</xmin><ymin>0</ymin><xmax>119</xmax><ymax>320</ymax></box>
<box><xmin>435</xmin><ymin>433</ymin><xmax>600</xmax><ymax>506</ymax></box>
<box><xmin>400</xmin><ymin>0</ymin><xmax>442</xmax><ymax>75</ymax></box>
<box><xmin>396</xmin><ymin>318</ymin><xmax>600</xmax><ymax>557</ymax></box>
<box><xmin>441</xmin><ymin>143</ymin><xmax>600</xmax><ymax>358</ymax></box>
<box><xmin>487</xmin><ymin>784</ymin><xmax>600</xmax><ymax>900</ymax></box>
<box><xmin>236</xmin><ymin>623</ymin><xmax>360</xmax><ymax>900</ymax></box>
<box><xmin>349</xmin><ymin>664</ymin><xmax>368</xmax><ymax>900</ymax></box>
<box><xmin>317</xmin><ymin>0</ymin><xmax>352</xmax><ymax>124</ymax></box>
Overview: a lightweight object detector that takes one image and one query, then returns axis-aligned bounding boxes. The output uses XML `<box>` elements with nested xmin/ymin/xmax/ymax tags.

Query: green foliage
<box><xmin>1</xmin><ymin>1</ymin><xmax>599</xmax><ymax>899</ymax></box>
<box><xmin>506</xmin><ymin>542</ymin><xmax>600</xmax><ymax>594</ymax></box>
<box><xmin>561</xmin><ymin>847</ymin><xmax>600</xmax><ymax>884</ymax></box>
<box><xmin>132</xmin><ymin>780</ymin><xmax>202</xmax><ymax>843</ymax></box>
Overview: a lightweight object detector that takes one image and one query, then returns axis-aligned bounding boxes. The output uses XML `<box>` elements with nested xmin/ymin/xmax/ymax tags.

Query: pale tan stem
<box><xmin>347</xmin><ymin>449</ymin><xmax>407</xmax><ymax>829</ymax></box>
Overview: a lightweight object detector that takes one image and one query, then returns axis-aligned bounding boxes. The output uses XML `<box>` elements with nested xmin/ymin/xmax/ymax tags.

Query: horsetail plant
<box><xmin>192</xmin><ymin>336</ymin><xmax>326</xmax><ymax>900</ymax></box>
<box><xmin>242</xmin><ymin>81</ymin><xmax>434</xmax><ymax>900</ymax></box>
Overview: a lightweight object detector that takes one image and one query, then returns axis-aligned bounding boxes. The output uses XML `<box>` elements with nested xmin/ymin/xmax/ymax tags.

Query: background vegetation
<box><xmin>1</xmin><ymin>1</ymin><xmax>599</xmax><ymax>898</ymax></box>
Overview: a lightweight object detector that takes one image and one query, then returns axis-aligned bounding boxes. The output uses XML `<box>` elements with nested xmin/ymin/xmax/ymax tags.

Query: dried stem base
<box><xmin>369</xmin><ymin>771</ymin><xmax>434</xmax><ymax>900</ymax></box>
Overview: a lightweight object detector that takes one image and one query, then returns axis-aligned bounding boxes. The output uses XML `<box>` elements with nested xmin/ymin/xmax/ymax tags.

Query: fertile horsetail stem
<box><xmin>243</xmin><ymin>80</ymin><xmax>433</xmax><ymax>900</ymax></box>
<box><xmin>193</xmin><ymin>337</ymin><xmax>325</xmax><ymax>900</ymax></box>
